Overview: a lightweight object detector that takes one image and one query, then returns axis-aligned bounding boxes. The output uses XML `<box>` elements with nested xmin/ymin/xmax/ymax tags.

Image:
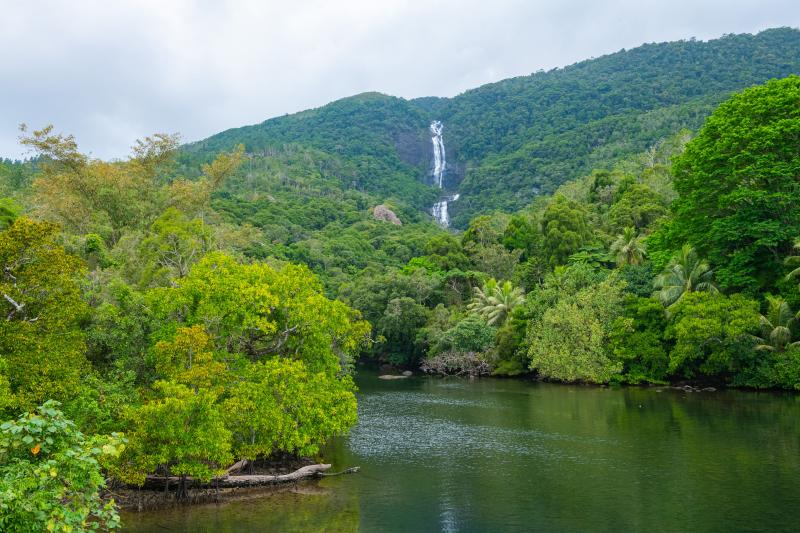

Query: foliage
<box><xmin>754</xmin><ymin>295</ymin><xmax>800</xmax><ymax>353</ymax></box>
<box><xmin>223</xmin><ymin>359</ymin><xmax>357</xmax><ymax>460</ymax></box>
<box><xmin>665</xmin><ymin>292</ymin><xmax>760</xmax><ymax>379</ymax></box>
<box><xmin>608</xmin><ymin>297</ymin><xmax>670</xmax><ymax>383</ymax></box>
<box><xmin>669</xmin><ymin>76</ymin><xmax>800</xmax><ymax>292</ymax></box>
<box><xmin>149</xmin><ymin>252</ymin><xmax>370</xmax><ymax>374</ymax></box>
<box><xmin>653</xmin><ymin>245</ymin><xmax>718</xmax><ymax>308</ymax></box>
<box><xmin>610</xmin><ymin>227</ymin><xmax>646</xmax><ymax>267</ymax></box>
<box><xmin>428</xmin><ymin>314</ymin><xmax>496</xmax><ymax>357</ymax></box>
<box><xmin>0</xmin><ymin>401</ymin><xmax>124</xmax><ymax>532</ymax></box>
<box><xmin>540</xmin><ymin>195</ymin><xmax>592</xmax><ymax>267</ymax></box>
<box><xmin>377</xmin><ymin>297</ymin><xmax>429</xmax><ymax>366</ymax></box>
<box><xmin>115</xmin><ymin>381</ymin><xmax>232</xmax><ymax>485</ymax></box>
<box><xmin>0</xmin><ymin>218</ymin><xmax>89</xmax><ymax>410</ymax></box>
<box><xmin>608</xmin><ymin>184</ymin><xmax>667</xmax><ymax>231</ymax></box>
<box><xmin>527</xmin><ymin>276</ymin><xmax>626</xmax><ymax>383</ymax></box>
<box><xmin>467</xmin><ymin>279</ymin><xmax>525</xmax><ymax>326</ymax></box>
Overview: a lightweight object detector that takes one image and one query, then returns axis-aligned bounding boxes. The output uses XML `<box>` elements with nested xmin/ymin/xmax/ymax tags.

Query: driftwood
<box><xmin>225</xmin><ymin>459</ymin><xmax>248</xmax><ymax>475</ymax></box>
<box><xmin>142</xmin><ymin>463</ymin><xmax>334</xmax><ymax>491</ymax></box>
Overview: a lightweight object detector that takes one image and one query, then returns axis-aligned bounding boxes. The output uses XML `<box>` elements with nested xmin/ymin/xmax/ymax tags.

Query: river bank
<box><xmin>113</xmin><ymin>455</ymin><xmax>329</xmax><ymax>511</ymax></box>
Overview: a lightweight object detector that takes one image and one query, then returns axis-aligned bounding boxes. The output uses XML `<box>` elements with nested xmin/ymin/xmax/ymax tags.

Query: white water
<box><xmin>430</xmin><ymin>120</ymin><xmax>446</xmax><ymax>188</ymax></box>
<box><xmin>432</xmin><ymin>193</ymin><xmax>460</xmax><ymax>228</ymax></box>
<box><xmin>429</xmin><ymin>120</ymin><xmax>457</xmax><ymax>227</ymax></box>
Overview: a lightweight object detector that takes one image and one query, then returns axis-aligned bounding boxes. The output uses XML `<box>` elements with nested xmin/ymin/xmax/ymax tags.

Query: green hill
<box><xmin>184</xmin><ymin>27</ymin><xmax>800</xmax><ymax>228</ymax></box>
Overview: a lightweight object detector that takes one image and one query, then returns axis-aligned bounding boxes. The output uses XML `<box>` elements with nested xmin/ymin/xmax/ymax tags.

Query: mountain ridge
<box><xmin>181</xmin><ymin>26</ymin><xmax>800</xmax><ymax>227</ymax></box>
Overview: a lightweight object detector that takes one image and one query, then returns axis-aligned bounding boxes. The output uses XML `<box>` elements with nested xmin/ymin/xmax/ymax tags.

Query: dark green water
<box><xmin>123</xmin><ymin>372</ymin><xmax>800</xmax><ymax>532</ymax></box>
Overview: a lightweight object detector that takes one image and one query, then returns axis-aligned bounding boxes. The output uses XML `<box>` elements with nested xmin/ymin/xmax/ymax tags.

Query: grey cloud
<box><xmin>1</xmin><ymin>0</ymin><xmax>797</xmax><ymax>159</ymax></box>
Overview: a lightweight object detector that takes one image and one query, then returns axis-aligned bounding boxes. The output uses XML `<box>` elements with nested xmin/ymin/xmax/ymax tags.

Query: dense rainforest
<box><xmin>184</xmin><ymin>27</ymin><xmax>800</xmax><ymax>226</ymax></box>
<box><xmin>1</xmin><ymin>28</ymin><xmax>799</xmax><ymax>531</ymax></box>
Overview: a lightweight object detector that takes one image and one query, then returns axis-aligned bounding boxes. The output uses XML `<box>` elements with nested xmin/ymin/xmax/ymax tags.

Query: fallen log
<box><xmin>225</xmin><ymin>459</ymin><xmax>248</xmax><ymax>475</ymax></box>
<box><xmin>141</xmin><ymin>463</ymin><xmax>333</xmax><ymax>490</ymax></box>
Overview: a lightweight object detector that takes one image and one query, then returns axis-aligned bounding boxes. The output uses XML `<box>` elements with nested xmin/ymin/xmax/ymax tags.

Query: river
<box><xmin>123</xmin><ymin>371</ymin><xmax>800</xmax><ymax>532</ymax></box>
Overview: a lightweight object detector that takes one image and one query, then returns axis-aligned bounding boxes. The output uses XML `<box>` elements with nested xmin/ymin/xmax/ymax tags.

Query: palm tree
<box><xmin>610</xmin><ymin>227</ymin><xmax>646</xmax><ymax>266</ymax></box>
<box><xmin>468</xmin><ymin>279</ymin><xmax>525</xmax><ymax>326</ymax></box>
<box><xmin>467</xmin><ymin>278</ymin><xmax>497</xmax><ymax>311</ymax></box>
<box><xmin>784</xmin><ymin>238</ymin><xmax>800</xmax><ymax>286</ymax></box>
<box><xmin>754</xmin><ymin>295</ymin><xmax>800</xmax><ymax>353</ymax></box>
<box><xmin>653</xmin><ymin>244</ymin><xmax>718</xmax><ymax>308</ymax></box>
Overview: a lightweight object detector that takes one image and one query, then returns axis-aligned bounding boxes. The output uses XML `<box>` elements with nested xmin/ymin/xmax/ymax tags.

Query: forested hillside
<box><xmin>184</xmin><ymin>27</ymin><xmax>800</xmax><ymax>227</ymax></box>
<box><xmin>1</xmin><ymin>27</ymin><xmax>800</xmax><ymax>531</ymax></box>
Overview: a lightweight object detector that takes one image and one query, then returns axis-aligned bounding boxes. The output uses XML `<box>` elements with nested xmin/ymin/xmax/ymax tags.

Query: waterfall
<box><xmin>432</xmin><ymin>193</ymin><xmax>460</xmax><ymax>228</ymax></box>
<box><xmin>430</xmin><ymin>120</ymin><xmax>446</xmax><ymax>188</ymax></box>
<box><xmin>429</xmin><ymin>120</ymin><xmax>457</xmax><ymax>227</ymax></box>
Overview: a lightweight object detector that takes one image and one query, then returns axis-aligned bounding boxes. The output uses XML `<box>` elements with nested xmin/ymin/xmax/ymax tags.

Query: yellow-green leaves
<box><xmin>152</xmin><ymin>252</ymin><xmax>370</xmax><ymax>374</ymax></box>
<box><xmin>223</xmin><ymin>359</ymin><xmax>357</xmax><ymax>461</ymax></box>
<box><xmin>115</xmin><ymin>381</ymin><xmax>232</xmax><ymax>486</ymax></box>
<box><xmin>0</xmin><ymin>218</ymin><xmax>89</xmax><ymax>411</ymax></box>
<box><xmin>153</xmin><ymin>325</ymin><xmax>226</xmax><ymax>391</ymax></box>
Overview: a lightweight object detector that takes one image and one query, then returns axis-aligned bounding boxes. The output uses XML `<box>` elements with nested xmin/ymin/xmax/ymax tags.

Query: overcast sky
<box><xmin>1</xmin><ymin>0</ymin><xmax>797</xmax><ymax>159</ymax></box>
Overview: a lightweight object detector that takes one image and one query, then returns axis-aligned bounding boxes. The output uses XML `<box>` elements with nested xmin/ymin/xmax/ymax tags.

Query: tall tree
<box><xmin>540</xmin><ymin>195</ymin><xmax>592</xmax><ymax>267</ymax></box>
<box><xmin>668</xmin><ymin>76</ymin><xmax>800</xmax><ymax>291</ymax></box>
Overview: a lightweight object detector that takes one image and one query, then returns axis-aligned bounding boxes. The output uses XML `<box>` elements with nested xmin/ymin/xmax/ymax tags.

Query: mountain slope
<box><xmin>184</xmin><ymin>27</ymin><xmax>800</xmax><ymax>228</ymax></box>
<box><xmin>442</xmin><ymin>27</ymin><xmax>800</xmax><ymax>224</ymax></box>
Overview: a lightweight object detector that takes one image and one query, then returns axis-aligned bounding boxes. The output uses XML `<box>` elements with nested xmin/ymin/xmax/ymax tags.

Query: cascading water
<box><xmin>432</xmin><ymin>193</ymin><xmax>459</xmax><ymax>228</ymax></box>
<box><xmin>430</xmin><ymin>120</ymin><xmax>446</xmax><ymax>188</ymax></box>
<box><xmin>429</xmin><ymin>120</ymin><xmax>458</xmax><ymax>227</ymax></box>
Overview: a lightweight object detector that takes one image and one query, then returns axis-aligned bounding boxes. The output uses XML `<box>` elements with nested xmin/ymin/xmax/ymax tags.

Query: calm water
<box><xmin>123</xmin><ymin>371</ymin><xmax>800</xmax><ymax>532</ymax></box>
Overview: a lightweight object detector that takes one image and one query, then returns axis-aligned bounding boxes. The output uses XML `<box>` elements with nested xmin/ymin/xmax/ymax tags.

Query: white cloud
<box><xmin>1</xmin><ymin>0</ymin><xmax>797</xmax><ymax>159</ymax></box>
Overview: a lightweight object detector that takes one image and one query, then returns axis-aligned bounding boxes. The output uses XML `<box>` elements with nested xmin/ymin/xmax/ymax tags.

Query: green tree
<box><xmin>149</xmin><ymin>252</ymin><xmax>370</xmax><ymax>374</ymax></box>
<box><xmin>502</xmin><ymin>214</ymin><xmax>539</xmax><ymax>259</ymax></box>
<box><xmin>0</xmin><ymin>218</ymin><xmax>89</xmax><ymax>411</ymax></box>
<box><xmin>115</xmin><ymin>381</ymin><xmax>232</xmax><ymax>488</ymax></box>
<box><xmin>468</xmin><ymin>279</ymin><xmax>525</xmax><ymax>326</ymax></box>
<box><xmin>666</xmin><ymin>292</ymin><xmax>760</xmax><ymax>379</ymax></box>
<box><xmin>608</xmin><ymin>184</ymin><xmax>667</xmax><ymax>231</ymax></box>
<box><xmin>610</xmin><ymin>227</ymin><xmax>646</xmax><ymax>266</ymax></box>
<box><xmin>653</xmin><ymin>244</ymin><xmax>718</xmax><ymax>308</ymax></box>
<box><xmin>608</xmin><ymin>296</ymin><xmax>669</xmax><ymax>383</ymax></box>
<box><xmin>152</xmin><ymin>325</ymin><xmax>226</xmax><ymax>390</ymax></box>
<box><xmin>0</xmin><ymin>198</ymin><xmax>20</xmax><ymax>230</ymax></box>
<box><xmin>527</xmin><ymin>276</ymin><xmax>626</xmax><ymax>383</ymax></box>
<box><xmin>0</xmin><ymin>401</ymin><xmax>124</xmax><ymax>532</ymax></box>
<box><xmin>223</xmin><ymin>359</ymin><xmax>357</xmax><ymax>462</ymax></box>
<box><xmin>428</xmin><ymin>314</ymin><xmax>496</xmax><ymax>356</ymax></box>
<box><xmin>669</xmin><ymin>76</ymin><xmax>800</xmax><ymax>291</ymax></box>
<box><xmin>377</xmin><ymin>297</ymin><xmax>429</xmax><ymax>365</ymax></box>
<box><xmin>754</xmin><ymin>295</ymin><xmax>799</xmax><ymax>353</ymax></box>
<box><xmin>137</xmin><ymin>207</ymin><xmax>214</xmax><ymax>285</ymax></box>
<box><xmin>783</xmin><ymin>237</ymin><xmax>800</xmax><ymax>289</ymax></box>
<box><xmin>540</xmin><ymin>195</ymin><xmax>592</xmax><ymax>267</ymax></box>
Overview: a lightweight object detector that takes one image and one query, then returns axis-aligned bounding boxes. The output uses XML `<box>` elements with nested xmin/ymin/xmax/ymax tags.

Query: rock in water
<box><xmin>373</xmin><ymin>204</ymin><xmax>402</xmax><ymax>225</ymax></box>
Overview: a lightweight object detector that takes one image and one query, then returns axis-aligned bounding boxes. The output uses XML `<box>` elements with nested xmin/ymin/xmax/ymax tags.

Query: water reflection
<box><xmin>125</xmin><ymin>372</ymin><xmax>800</xmax><ymax>532</ymax></box>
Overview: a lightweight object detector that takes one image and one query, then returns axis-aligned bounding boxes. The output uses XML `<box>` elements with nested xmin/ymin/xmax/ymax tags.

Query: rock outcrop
<box><xmin>373</xmin><ymin>204</ymin><xmax>402</xmax><ymax>225</ymax></box>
